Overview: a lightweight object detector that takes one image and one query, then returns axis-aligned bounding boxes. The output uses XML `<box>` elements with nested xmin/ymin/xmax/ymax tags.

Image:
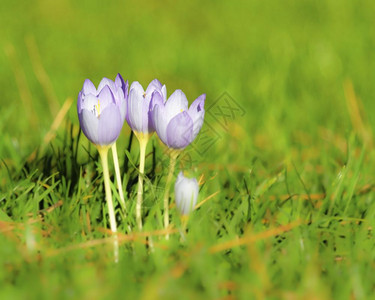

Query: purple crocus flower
<box><xmin>152</xmin><ymin>90</ymin><xmax>205</xmax><ymax>149</ymax></box>
<box><xmin>77</xmin><ymin>74</ymin><xmax>128</xmax><ymax>145</ymax></box>
<box><xmin>174</xmin><ymin>171</ymin><xmax>199</xmax><ymax>215</ymax></box>
<box><xmin>126</xmin><ymin>79</ymin><xmax>167</xmax><ymax>134</ymax></box>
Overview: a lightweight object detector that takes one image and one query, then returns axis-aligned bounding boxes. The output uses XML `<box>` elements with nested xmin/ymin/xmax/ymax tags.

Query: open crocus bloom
<box><xmin>152</xmin><ymin>90</ymin><xmax>205</xmax><ymax>149</ymax></box>
<box><xmin>174</xmin><ymin>171</ymin><xmax>199</xmax><ymax>215</ymax></box>
<box><xmin>126</xmin><ymin>79</ymin><xmax>167</xmax><ymax>134</ymax></box>
<box><xmin>77</xmin><ymin>74</ymin><xmax>128</xmax><ymax>145</ymax></box>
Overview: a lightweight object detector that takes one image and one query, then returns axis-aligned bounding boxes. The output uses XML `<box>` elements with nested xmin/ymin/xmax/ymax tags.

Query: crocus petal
<box><xmin>81</xmin><ymin>94</ymin><xmax>100</xmax><ymax>116</ymax></box>
<box><xmin>174</xmin><ymin>172</ymin><xmax>199</xmax><ymax>215</ymax></box>
<box><xmin>189</xmin><ymin>94</ymin><xmax>206</xmax><ymax>113</ymax></box>
<box><xmin>187</xmin><ymin>178</ymin><xmax>199</xmax><ymax>213</ymax></box>
<box><xmin>165</xmin><ymin>90</ymin><xmax>189</xmax><ymax>123</ymax></box>
<box><xmin>77</xmin><ymin>91</ymin><xmax>83</xmax><ymax>113</ymax></box>
<box><xmin>153</xmin><ymin>104</ymin><xmax>168</xmax><ymax>144</ymax></box>
<box><xmin>123</xmin><ymin>79</ymin><xmax>129</xmax><ymax>100</ymax></box>
<box><xmin>166</xmin><ymin>111</ymin><xmax>193</xmax><ymax>149</ymax></box>
<box><xmin>149</xmin><ymin>91</ymin><xmax>164</xmax><ymax>131</ymax></box>
<box><xmin>161</xmin><ymin>85</ymin><xmax>167</xmax><ymax>102</ymax></box>
<box><xmin>113</xmin><ymin>77</ymin><xmax>127</xmax><ymax>123</ymax></box>
<box><xmin>82</xmin><ymin>79</ymin><xmax>97</xmax><ymax>95</ymax></box>
<box><xmin>98</xmin><ymin>85</ymin><xmax>116</xmax><ymax>111</ymax></box>
<box><xmin>116</xmin><ymin>74</ymin><xmax>128</xmax><ymax>100</ymax></box>
<box><xmin>190</xmin><ymin>110</ymin><xmax>205</xmax><ymax>141</ymax></box>
<box><xmin>113</xmin><ymin>75</ymin><xmax>128</xmax><ymax>122</ymax></box>
<box><xmin>188</xmin><ymin>94</ymin><xmax>206</xmax><ymax>140</ymax></box>
<box><xmin>119</xmin><ymin>93</ymin><xmax>127</xmax><ymax>123</ymax></box>
<box><xmin>150</xmin><ymin>91</ymin><xmax>165</xmax><ymax>110</ymax></box>
<box><xmin>127</xmin><ymin>81</ymin><xmax>144</xmax><ymax>126</ymax></box>
<box><xmin>175</xmin><ymin>171</ymin><xmax>184</xmax><ymax>185</ymax></box>
<box><xmin>128</xmin><ymin>87</ymin><xmax>145</xmax><ymax>132</ymax></box>
<box><xmin>129</xmin><ymin>81</ymin><xmax>145</xmax><ymax>95</ymax></box>
<box><xmin>79</xmin><ymin>109</ymin><xmax>99</xmax><ymax>144</ymax></box>
<box><xmin>145</xmin><ymin>79</ymin><xmax>162</xmax><ymax>95</ymax></box>
<box><xmin>115</xmin><ymin>73</ymin><xmax>125</xmax><ymax>91</ymax></box>
<box><xmin>97</xmin><ymin>103</ymin><xmax>123</xmax><ymax>145</ymax></box>
<box><xmin>141</xmin><ymin>96</ymin><xmax>151</xmax><ymax>132</ymax></box>
<box><xmin>177</xmin><ymin>180</ymin><xmax>198</xmax><ymax>214</ymax></box>
<box><xmin>97</xmin><ymin>77</ymin><xmax>115</xmax><ymax>93</ymax></box>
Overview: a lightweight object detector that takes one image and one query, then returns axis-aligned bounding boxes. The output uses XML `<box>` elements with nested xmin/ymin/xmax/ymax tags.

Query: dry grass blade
<box><xmin>28</xmin><ymin>97</ymin><xmax>73</xmax><ymax>161</ymax></box>
<box><xmin>195</xmin><ymin>190</ymin><xmax>220</xmax><ymax>209</ymax></box>
<box><xmin>27</xmin><ymin>199</ymin><xmax>63</xmax><ymax>218</ymax></box>
<box><xmin>1</xmin><ymin>201</ymin><xmax>63</xmax><ymax>234</ymax></box>
<box><xmin>4</xmin><ymin>42</ymin><xmax>38</xmax><ymax>128</ymax></box>
<box><xmin>46</xmin><ymin>228</ymin><xmax>178</xmax><ymax>257</ymax></box>
<box><xmin>25</xmin><ymin>35</ymin><xmax>60</xmax><ymax>116</ymax></box>
<box><xmin>344</xmin><ymin>79</ymin><xmax>372</xmax><ymax>146</ymax></box>
<box><xmin>209</xmin><ymin>220</ymin><xmax>302</xmax><ymax>253</ymax></box>
<box><xmin>42</xmin><ymin>97</ymin><xmax>73</xmax><ymax>147</ymax></box>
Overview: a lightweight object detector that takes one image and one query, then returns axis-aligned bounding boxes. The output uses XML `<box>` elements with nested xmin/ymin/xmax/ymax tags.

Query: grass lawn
<box><xmin>1</xmin><ymin>1</ymin><xmax>375</xmax><ymax>299</ymax></box>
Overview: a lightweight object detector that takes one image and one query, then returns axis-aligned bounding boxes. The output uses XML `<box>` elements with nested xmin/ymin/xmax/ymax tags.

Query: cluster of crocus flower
<box><xmin>77</xmin><ymin>74</ymin><xmax>204</xmax><ymax>257</ymax></box>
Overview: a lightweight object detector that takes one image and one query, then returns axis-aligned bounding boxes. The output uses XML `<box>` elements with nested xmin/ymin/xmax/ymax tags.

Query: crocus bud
<box><xmin>152</xmin><ymin>90</ymin><xmax>205</xmax><ymax>149</ymax></box>
<box><xmin>77</xmin><ymin>74</ymin><xmax>128</xmax><ymax>146</ymax></box>
<box><xmin>174</xmin><ymin>171</ymin><xmax>199</xmax><ymax>215</ymax></box>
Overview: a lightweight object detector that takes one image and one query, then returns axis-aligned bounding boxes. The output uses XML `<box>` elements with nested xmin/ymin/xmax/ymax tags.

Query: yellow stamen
<box><xmin>96</xmin><ymin>100</ymin><xmax>101</xmax><ymax>116</ymax></box>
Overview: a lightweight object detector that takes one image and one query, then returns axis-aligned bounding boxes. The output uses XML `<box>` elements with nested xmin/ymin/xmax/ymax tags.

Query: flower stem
<box><xmin>134</xmin><ymin>132</ymin><xmax>150</xmax><ymax>230</ymax></box>
<box><xmin>97</xmin><ymin>145</ymin><xmax>119</xmax><ymax>263</ymax></box>
<box><xmin>179</xmin><ymin>215</ymin><xmax>189</xmax><ymax>242</ymax></box>
<box><xmin>111</xmin><ymin>142</ymin><xmax>126</xmax><ymax>211</ymax></box>
<box><xmin>163</xmin><ymin>150</ymin><xmax>179</xmax><ymax>240</ymax></box>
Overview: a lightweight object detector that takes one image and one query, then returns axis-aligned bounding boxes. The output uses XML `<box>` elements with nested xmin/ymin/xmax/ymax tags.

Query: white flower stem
<box><xmin>111</xmin><ymin>142</ymin><xmax>126</xmax><ymax>211</ymax></box>
<box><xmin>179</xmin><ymin>215</ymin><xmax>189</xmax><ymax>242</ymax></box>
<box><xmin>97</xmin><ymin>145</ymin><xmax>119</xmax><ymax>263</ymax></box>
<box><xmin>134</xmin><ymin>132</ymin><xmax>150</xmax><ymax>230</ymax></box>
<box><xmin>163</xmin><ymin>150</ymin><xmax>179</xmax><ymax>240</ymax></box>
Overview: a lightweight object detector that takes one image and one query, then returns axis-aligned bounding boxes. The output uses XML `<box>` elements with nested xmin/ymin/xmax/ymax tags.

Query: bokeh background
<box><xmin>2</xmin><ymin>0</ymin><xmax>375</xmax><ymax>166</ymax></box>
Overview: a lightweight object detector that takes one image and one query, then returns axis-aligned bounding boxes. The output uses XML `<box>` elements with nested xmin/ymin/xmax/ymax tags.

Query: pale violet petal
<box><xmin>79</xmin><ymin>109</ymin><xmax>99</xmax><ymax>144</ymax></box>
<box><xmin>188</xmin><ymin>94</ymin><xmax>206</xmax><ymax>114</ymax></box>
<box><xmin>97</xmin><ymin>103</ymin><xmax>123</xmax><ymax>145</ymax></box>
<box><xmin>145</xmin><ymin>79</ymin><xmax>162</xmax><ymax>95</ymax></box>
<box><xmin>149</xmin><ymin>91</ymin><xmax>164</xmax><ymax>132</ymax></box>
<box><xmin>174</xmin><ymin>173</ymin><xmax>199</xmax><ymax>215</ymax></box>
<box><xmin>77</xmin><ymin>91</ymin><xmax>83</xmax><ymax>113</ymax></box>
<box><xmin>81</xmin><ymin>94</ymin><xmax>100</xmax><ymax>117</ymax></box>
<box><xmin>82</xmin><ymin>79</ymin><xmax>97</xmax><ymax>95</ymax></box>
<box><xmin>97</xmin><ymin>77</ymin><xmax>115</xmax><ymax>93</ymax></box>
<box><xmin>161</xmin><ymin>85</ymin><xmax>167</xmax><ymax>102</ymax></box>
<box><xmin>166</xmin><ymin>111</ymin><xmax>193</xmax><ymax>149</ymax></box>
<box><xmin>153</xmin><ymin>104</ymin><xmax>168</xmax><ymax>145</ymax></box>
<box><xmin>129</xmin><ymin>81</ymin><xmax>145</xmax><ymax>95</ymax></box>
<box><xmin>98</xmin><ymin>85</ymin><xmax>115</xmax><ymax>111</ymax></box>
<box><xmin>165</xmin><ymin>89</ymin><xmax>189</xmax><ymax>123</ymax></box>
<box><xmin>127</xmin><ymin>88</ymin><xmax>144</xmax><ymax>132</ymax></box>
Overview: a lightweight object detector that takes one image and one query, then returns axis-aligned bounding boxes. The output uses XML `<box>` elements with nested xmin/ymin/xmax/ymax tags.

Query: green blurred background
<box><xmin>1</xmin><ymin>0</ymin><xmax>375</xmax><ymax>165</ymax></box>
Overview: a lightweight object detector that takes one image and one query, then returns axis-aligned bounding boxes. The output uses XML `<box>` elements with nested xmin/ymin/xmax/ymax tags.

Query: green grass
<box><xmin>1</xmin><ymin>0</ymin><xmax>375</xmax><ymax>299</ymax></box>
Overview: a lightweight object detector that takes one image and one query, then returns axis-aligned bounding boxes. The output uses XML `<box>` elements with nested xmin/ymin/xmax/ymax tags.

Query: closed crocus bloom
<box><xmin>77</xmin><ymin>74</ymin><xmax>128</xmax><ymax>145</ymax></box>
<box><xmin>152</xmin><ymin>90</ymin><xmax>205</xmax><ymax>149</ymax></box>
<box><xmin>126</xmin><ymin>79</ymin><xmax>167</xmax><ymax>134</ymax></box>
<box><xmin>174</xmin><ymin>172</ymin><xmax>199</xmax><ymax>215</ymax></box>
<box><xmin>126</xmin><ymin>79</ymin><xmax>167</xmax><ymax>229</ymax></box>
